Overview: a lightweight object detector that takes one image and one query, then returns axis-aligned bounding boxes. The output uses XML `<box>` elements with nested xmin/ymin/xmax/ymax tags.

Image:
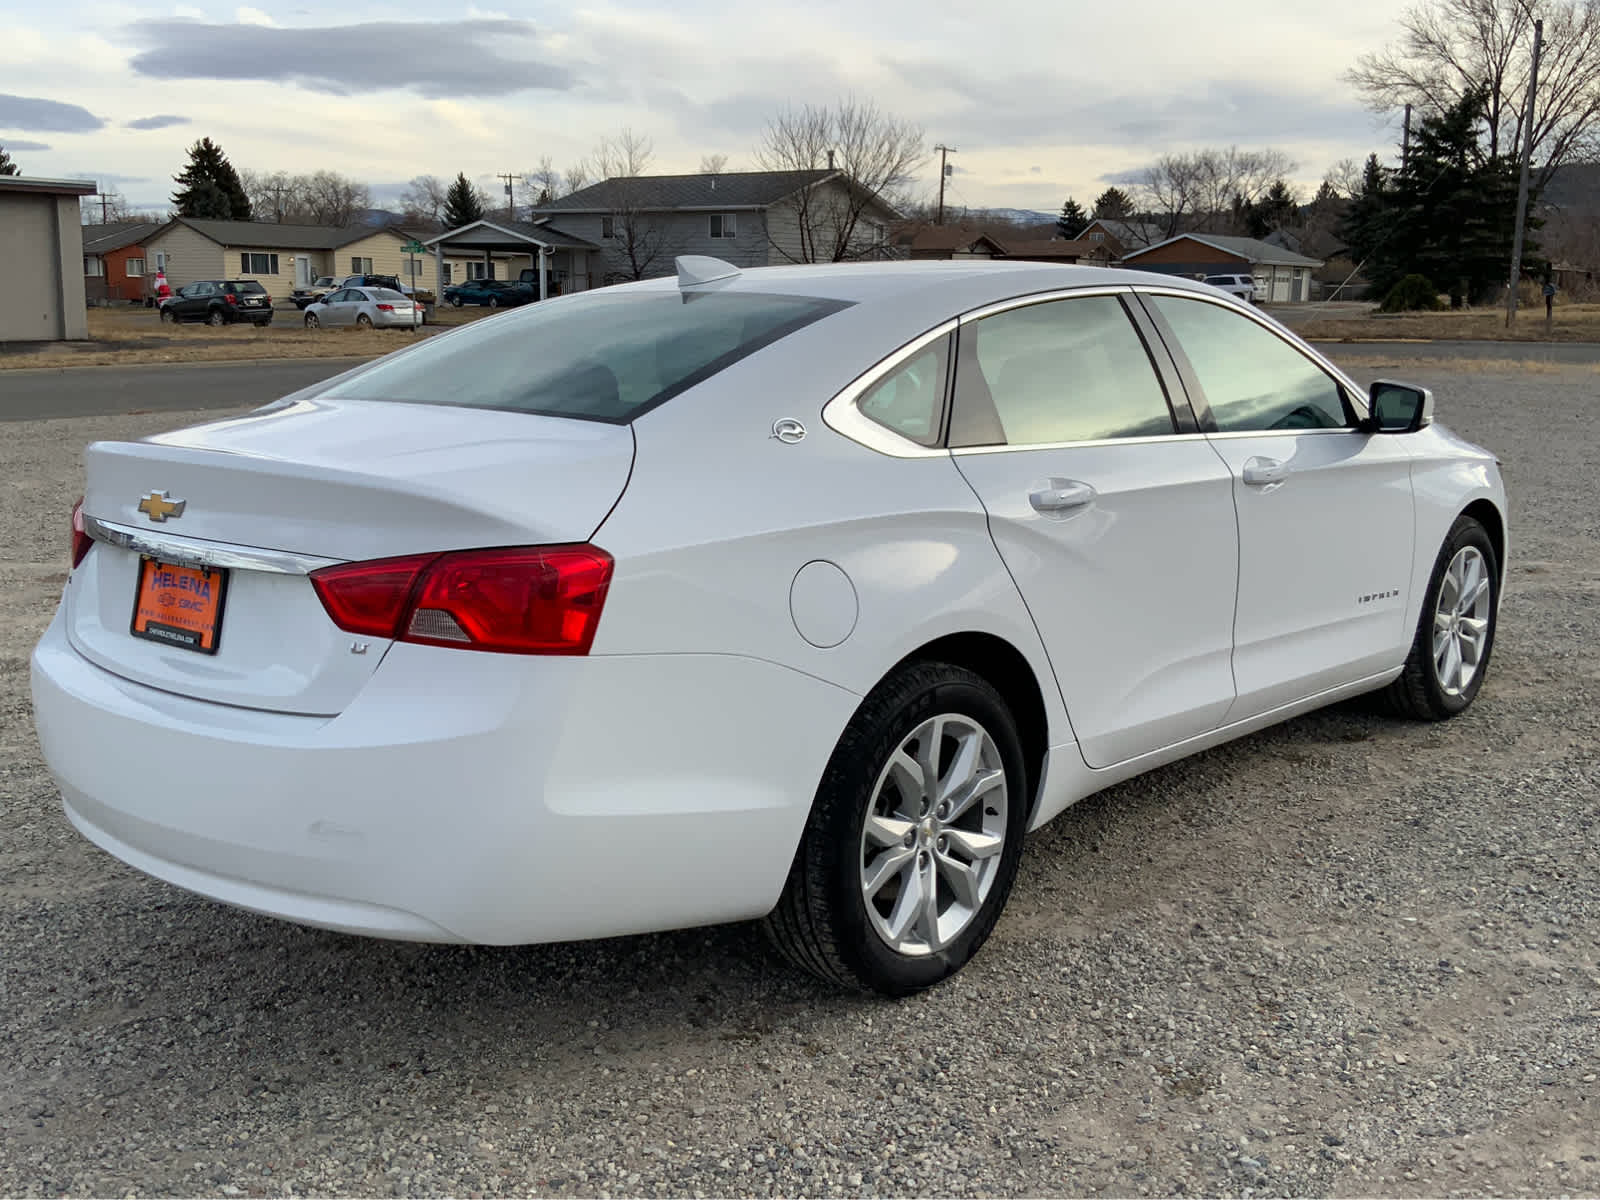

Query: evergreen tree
<box><xmin>443</xmin><ymin>173</ymin><xmax>486</xmax><ymax>229</ymax></box>
<box><xmin>172</xmin><ymin>138</ymin><xmax>252</xmax><ymax>220</ymax></box>
<box><xmin>1056</xmin><ymin>196</ymin><xmax>1088</xmax><ymax>238</ymax></box>
<box><xmin>1243</xmin><ymin>179</ymin><xmax>1299</xmax><ymax>238</ymax></box>
<box><xmin>1092</xmin><ymin>186</ymin><xmax>1133</xmax><ymax>219</ymax></box>
<box><xmin>1352</xmin><ymin>91</ymin><xmax>1534</xmax><ymax>306</ymax></box>
<box><xmin>0</xmin><ymin>144</ymin><xmax>17</xmax><ymax>176</ymax></box>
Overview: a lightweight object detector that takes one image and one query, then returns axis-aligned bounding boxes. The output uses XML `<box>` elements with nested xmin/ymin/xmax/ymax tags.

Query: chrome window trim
<box><xmin>820</xmin><ymin>320</ymin><xmax>957</xmax><ymax>459</ymax></box>
<box><xmin>1130</xmin><ymin>285</ymin><xmax>1371</xmax><ymax>421</ymax></box>
<box><xmin>1204</xmin><ymin>426</ymin><xmax>1361</xmax><ymax>441</ymax></box>
<box><xmin>84</xmin><ymin>516</ymin><xmax>341</xmax><ymax>576</ymax></box>
<box><xmin>956</xmin><ymin>284</ymin><xmax>1133</xmax><ymax>325</ymax></box>
<box><xmin>951</xmin><ymin>431</ymin><xmax>1210</xmax><ymax>456</ymax></box>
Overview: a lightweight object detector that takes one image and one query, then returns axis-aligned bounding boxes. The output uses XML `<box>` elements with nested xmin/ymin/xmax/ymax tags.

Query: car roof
<box><xmin>621</xmin><ymin>260</ymin><xmax>1221</xmax><ymax>312</ymax></box>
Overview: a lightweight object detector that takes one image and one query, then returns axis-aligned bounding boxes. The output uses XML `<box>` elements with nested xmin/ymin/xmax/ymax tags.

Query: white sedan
<box><xmin>303</xmin><ymin>286</ymin><xmax>420</xmax><ymax>329</ymax></box>
<box><xmin>31</xmin><ymin>258</ymin><xmax>1506</xmax><ymax>995</ymax></box>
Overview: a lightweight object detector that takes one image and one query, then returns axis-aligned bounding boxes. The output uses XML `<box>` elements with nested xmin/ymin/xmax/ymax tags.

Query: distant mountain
<box><xmin>1541</xmin><ymin>162</ymin><xmax>1600</xmax><ymax>211</ymax></box>
<box><xmin>970</xmin><ymin>207</ymin><xmax>1060</xmax><ymax>226</ymax></box>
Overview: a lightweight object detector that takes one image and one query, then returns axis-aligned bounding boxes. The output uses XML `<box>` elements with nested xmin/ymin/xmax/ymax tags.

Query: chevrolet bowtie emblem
<box><xmin>136</xmin><ymin>491</ymin><xmax>187</xmax><ymax>522</ymax></box>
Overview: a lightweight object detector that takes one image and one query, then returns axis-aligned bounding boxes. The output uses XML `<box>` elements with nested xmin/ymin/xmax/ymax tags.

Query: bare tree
<box><xmin>400</xmin><ymin>174</ymin><xmax>449</xmax><ymax>225</ymax></box>
<box><xmin>564</xmin><ymin>160</ymin><xmax>591</xmax><ymax>196</ymax></box>
<box><xmin>524</xmin><ymin>156</ymin><xmax>563</xmax><ymax>205</ymax></box>
<box><xmin>755</xmin><ymin>97</ymin><xmax>925</xmax><ymax>262</ymax></box>
<box><xmin>589</xmin><ymin>129</ymin><xmax>678</xmax><ymax>281</ymax></box>
<box><xmin>699</xmin><ymin>153</ymin><xmax>730</xmax><ymax>175</ymax></box>
<box><xmin>1326</xmin><ymin>157</ymin><xmax>1366</xmax><ymax>198</ymax></box>
<box><xmin>239</xmin><ymin>168</ymin><xmax>296</xmax><ymax>222</ymax></box>
<box><xmin>297</xmin><ymin>170</ymin><xmax>372</xmax><ymax>225</ymax></box>
<box><xmin>1138</xmin><ymin>146</ymin><xmax>1297</xmax><ymax>236</ymax></box>
<box><xmin>1347</xmin><ymin>0</ymin><xmax>1600</xmax><ymax>185</ymax></box>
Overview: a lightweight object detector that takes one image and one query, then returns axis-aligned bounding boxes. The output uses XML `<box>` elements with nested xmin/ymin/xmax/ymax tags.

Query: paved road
<box><xmin>0</xmin><ymin>359</ymin><xmax>367</xmax><ymax>422</ymax></box>
<box><xmin>4</xmin><ymin>342</ymin><xmax>1598</xmax><ymax>423</ymax></box>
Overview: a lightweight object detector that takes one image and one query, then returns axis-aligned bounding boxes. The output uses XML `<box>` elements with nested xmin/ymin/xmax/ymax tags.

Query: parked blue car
<box><xmin>442</xmin><ymin>279</ymin><xmax>535</xmax><ymax>308</ymax></box>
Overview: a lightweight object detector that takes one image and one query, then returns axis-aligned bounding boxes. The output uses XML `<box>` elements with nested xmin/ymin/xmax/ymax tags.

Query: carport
<box><xmin>424</xmin><ymin>220</ymin><xmax>600</xmax><ymax>299</ymax></box>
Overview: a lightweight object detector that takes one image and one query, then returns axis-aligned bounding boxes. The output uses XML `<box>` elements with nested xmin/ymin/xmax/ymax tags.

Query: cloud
<box><xmin>2</xmin><ymin>138</ymin><xmax>52</xmax><ymax>151</ymax></box>
<box><xmin>125</xmin><ymin>18</ymin><xmax>581</xmax><ymax>98</ymax></box>
<box><xmin>126</xmin><ymin>114</ymin><xmax>190</xmax><ymax>131</ymax></box>
<box><xmin>1098</xmin><ymin>168</ymin><xmax>1149</xmax><ymax>185</ymax></box>
<box><xmin>0</xmin><ymin>92</ymin><xmax>104</xmax><ymax>133</ymax></box>
<box><xmin>236</xmin><ymin>6</ymin><xmax>274</xmax><ymax>25</ymax></box>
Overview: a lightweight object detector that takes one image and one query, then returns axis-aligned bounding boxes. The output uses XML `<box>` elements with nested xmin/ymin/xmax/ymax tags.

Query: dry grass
<box><xmin>1332</xmin><ymin>354</ymin><xmax>1600</xmax><ymax>374</ymax></box>
<box><xmin>1297</xmin><ymin>302</ymin><xmax>1600</xmax><ymax>343</ymax></box>
<box><xmin>0</xmin><ymin>305</ymin><xmax>497</xmax><ymax>371</ymax></box>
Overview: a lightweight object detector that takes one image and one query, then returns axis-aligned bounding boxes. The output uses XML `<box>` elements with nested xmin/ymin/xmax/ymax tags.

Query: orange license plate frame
<box><xmin>130</xmin><ymin>557</ymin><xmax>229</xmax><ymax>654</ymax></box>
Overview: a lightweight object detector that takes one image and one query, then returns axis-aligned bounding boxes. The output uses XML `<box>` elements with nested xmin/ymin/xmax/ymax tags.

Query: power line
<box><xmin>497</xmin><ymin>172</ymin><xmax>518</xmax><ymax>220</ymax></box>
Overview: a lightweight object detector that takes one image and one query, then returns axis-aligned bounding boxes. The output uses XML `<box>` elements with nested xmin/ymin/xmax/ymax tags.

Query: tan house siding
<box><xmin>144</xmin><ymin>223</ymin><xmax>226</xmax><ymax>288</ymax></box>
<box><xmin>764</xmin><ymin>179</ymin><xmax>896</xmax><ymax>264</ymax></box>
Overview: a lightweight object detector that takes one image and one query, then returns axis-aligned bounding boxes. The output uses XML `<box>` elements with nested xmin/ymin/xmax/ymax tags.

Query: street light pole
<box><xmin>1506</xmin><ymin>17</ymin><xmax>1543</xmax><ymax>327</ymax></box>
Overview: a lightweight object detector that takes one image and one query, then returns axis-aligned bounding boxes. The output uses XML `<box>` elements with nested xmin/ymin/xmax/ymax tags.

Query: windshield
<box><xmin>234</xmin><ymin>281</ymin><xmax>267</xmax><ymax>294</ymax></box>
<box><xmin>328</xmin><ymin>289</ymin><xmax>852</xmax><ymax>423</ymax></box>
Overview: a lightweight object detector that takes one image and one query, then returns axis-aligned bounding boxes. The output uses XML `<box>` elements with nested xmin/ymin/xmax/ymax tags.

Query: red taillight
<box><xmin>225</xmin><ymin>292</ymin><xmax>238</xmax><ymax>305</ymax></box>
<box><xmin>70</xmin><ymin>498</ymin><xmax>92</xmax><ymax>568</ymax></box>
<box><xmin>376</xmin><ymin>303</ymin><xmax>395</xmax><ymax>312</ymax></box>
<box><xmin>310</xmin><ymin>545</ymin><xmax>613</xmax><ymax>655</ymax></box>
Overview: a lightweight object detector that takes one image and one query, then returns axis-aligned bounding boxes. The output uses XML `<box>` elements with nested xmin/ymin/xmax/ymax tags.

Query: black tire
<box><xmin>1384</xmin><ymin>514</ymin><xmax>1499</xmax><ymax>720</ymax></box>
<box><xmin>356</xmin><ymin>313</ymin><xmax>373</xmax><ymax>328</ymax></box>
<box><xmin>487</xmin><ymin>296</ymin><xmax>500</xmax><ymax>309</ymax></box>
<box><xmin>763</xmin><ymin>662</ymin><xmax>1029</xmax><ymax>995</ymax></box>
<box><xmin>207</xmin><ymin>308</ymin><xmax>225</xmax><ymax>327</ymax></box>
<box><xmin>450</xmin><ymin>296</ymin><xmax>463</xmax><ymax>308</ymax></box>
<box><xmin>159</xmin><ymin>306</ymin><xmax>176</xmax><ymax>324</ymax></box>
<box><xmin>304</xmin><ymin>313</ymin><xmax>320</xmax><ymax>328</ymax></box>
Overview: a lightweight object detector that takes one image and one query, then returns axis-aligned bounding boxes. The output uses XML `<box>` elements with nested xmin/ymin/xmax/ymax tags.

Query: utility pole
<box><xmin>498</xmin><ymin>172</ymin><xmax>518</xmax><ymax>221</ymax></box>
<box><xmin>1506</xmin><ymin>17</ymin><xmax>1543</xmax><ymax>327</ymax></box>
<box><xmin>934</xmin><ymin>144</ymin><xmax>957</xmax><ymax>225</ymax></box>
<box><xmin>1401</xmin><ymin>103</ymin><xmax>1413</xmax><ymax>171</ymax></box>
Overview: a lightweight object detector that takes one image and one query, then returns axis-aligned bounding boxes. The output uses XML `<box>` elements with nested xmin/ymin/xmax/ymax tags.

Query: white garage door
<box><xmin>0</xmin><ymin>194</ymin><xmax>62</xmax><ymax>340</ymax></box>
<box><xmin>1270</xmin><ymin>267</ymin><xmax>1292</xmax><ymax>303</ymax></box>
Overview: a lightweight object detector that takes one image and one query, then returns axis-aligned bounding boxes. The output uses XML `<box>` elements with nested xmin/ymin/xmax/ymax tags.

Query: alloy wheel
<box><xmin>859</xmin><ymin>713</ymin><xmax>1008</xmax><ymax>956</ymax></box>
<box><xmin>1433</xmin><ymin>545</ymin><xmax>1492</xmax><ymax>697</ymax></box>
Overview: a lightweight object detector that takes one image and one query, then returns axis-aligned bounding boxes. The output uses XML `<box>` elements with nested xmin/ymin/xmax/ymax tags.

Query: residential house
<box><xmin>141</xmin><ymin>217</ymin><xmax>475</xmax><ymax>297</ymax></box>
<box><xmin>890</xmin><ymin>225</ymin><xmax>1008</xmax><ymax>260</ymax></box>
<box><xmin>1121</xmin><ymin>233</ymin><xmax>1324</xmax><ymax>302</ymax></box>
<box><xmin>82</xmin><ymin>221</ymin><xmax>163</xmax><ymax>304</ymax></box>
<box><xmin>531</xmin><ymin>169</ymin><xmax>900</xmax><ymax>283</ymax></box>
<box><xmin>1</xmin><ymin>175</ymin><xmax>97</xmax><ymax>341</ymax></box>
<box><xmin>1075</xmin><ymin>218</ymin><xmax>1167</xmax><ymax>256</ymax></box>
<box><xmin>998</xmin><ymin>237</ymin><xmax>1114</xmax><ymax>266</ymax></box>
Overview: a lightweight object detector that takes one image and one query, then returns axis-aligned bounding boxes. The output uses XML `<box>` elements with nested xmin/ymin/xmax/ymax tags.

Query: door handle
<box><xmin>1242</xmin><ymin>456</ymin><xmax>1290</xmax><ymax>487</ymax></box>
<box><xmin>1029</xmin><ymin>479</ymin><xmax>1095</xmax><ymax>513</ymax></box>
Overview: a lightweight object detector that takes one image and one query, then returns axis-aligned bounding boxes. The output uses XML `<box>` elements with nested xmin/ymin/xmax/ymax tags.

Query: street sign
<box><xmin>402</xmin><ymin>239</ymin><xmax>426</xmax><ymax>254</ymax></box>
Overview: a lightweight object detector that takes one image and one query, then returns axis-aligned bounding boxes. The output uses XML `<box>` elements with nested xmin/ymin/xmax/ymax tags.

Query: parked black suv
<box><xmin>159</xmin><ymin>280</ymin><xmax>274</xmax><ymax>327</ymax></box>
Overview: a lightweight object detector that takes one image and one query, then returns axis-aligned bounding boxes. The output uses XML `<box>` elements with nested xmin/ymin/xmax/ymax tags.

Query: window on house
<box><xmin>125</xmin><ymin>257</ymin><xmax>145</xmax><ymax>277</ymax></box>
<box><xmin>404</xmin><ymin>259</ymin><xmax>422</xmax><ymax>277</ymax></box>
<box><xmin>441</xmin><ymin>263</ymin><xmax>453</xmax><ymax>285</ymax></box>
<box><xmin>467</xmin><ymin>262</ymin><xmax>492</xmax><ymax>280</ymax></box>
<box><xmin>601</xmin><ymin>216</ymin><xmax>615</xmax><ymax>239</ymax></box>
<box><xmin>709</xmin><ymin>213</ymin><xmax>736</xmax><ymax>239</ymax></box>
<box><xmin>241</xmin><ymin>252</ymin><xmax>280</xmax><ymax>275</ymax></box>
<box><xmin>351</xmin><ymin>256</ymin><xmax>374</xmax><ymax>274</ymax></box>
<box><xmin>84</xmin><ymin>257</ymin><xmax>104</xmax><ymax>277</ymax></box>
<box><xmin>1090</xmin><ymin>232</ymin><xmax>1105</xmax><ymax>242</ymax></box>
<box><xmin>154</xmin><ymin>251</ymin><xmax>169</xmax><ymax>273</ymax></box>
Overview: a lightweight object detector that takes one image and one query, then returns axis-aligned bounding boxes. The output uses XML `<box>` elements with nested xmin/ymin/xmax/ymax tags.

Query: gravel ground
<box><xmin>1</xmin><ymin>363</ymin><xmax>1597</xmax><ymax>1198</ymax></box>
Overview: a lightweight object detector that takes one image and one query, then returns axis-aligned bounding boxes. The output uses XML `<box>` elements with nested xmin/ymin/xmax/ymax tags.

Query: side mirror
<box><xmin>1366</xmin><ymin>380</ymin><xmax>1434</xmax><ymax>434</ymax></box>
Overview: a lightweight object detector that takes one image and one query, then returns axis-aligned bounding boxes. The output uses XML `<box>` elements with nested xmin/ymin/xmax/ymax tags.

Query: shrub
<box><xmin>1380</xmin><ymin>274</ymin><xmax>1446</xmax><ymax>313</ymax></box>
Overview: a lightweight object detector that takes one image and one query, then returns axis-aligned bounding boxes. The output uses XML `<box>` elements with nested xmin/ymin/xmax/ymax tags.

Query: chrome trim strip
<box><xmin>821</xmin><ymin>320</ymin><xmax>957</xmax><ymax>459</ymax></box>
<box><xmin>1129</xmin><ymin>285</ymin><xmax>1371</xmax><ymax>419</ymax></box>
<box><xmin>1204</xmin><ymin>426</ymin><xmax>1362</xmax><ymax>441</ymax></box>
<box><xmin>84</xmin><ymin>516</ymin><xmax>341</xmax><ymax>575</ymax></box>
<box><xmin>951</xmin><ymin>431</ymin><xmax>1210</xmax><ymax>456</ymax></box>
<box><xmin>956</xmin><ymin>284</ymin><xmax>1133</xmax><ymax>325</ymax></box>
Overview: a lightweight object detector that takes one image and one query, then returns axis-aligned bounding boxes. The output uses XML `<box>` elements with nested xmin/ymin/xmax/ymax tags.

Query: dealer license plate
<box><xmin>130</xmin><ymin>558</ymin><xmax>228</xmax><ymax>654</ymax></box>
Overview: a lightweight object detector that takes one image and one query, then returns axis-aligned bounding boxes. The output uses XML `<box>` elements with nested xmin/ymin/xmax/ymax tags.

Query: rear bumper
<box><xmin>31</xmin><ymin>612</ymin><xmax>856</xmax><ymax>944</ymax></box>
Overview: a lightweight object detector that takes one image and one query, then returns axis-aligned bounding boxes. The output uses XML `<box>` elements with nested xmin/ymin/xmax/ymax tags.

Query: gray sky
<box><xmin>2</xmin><ymin>0</ymin><xmax>1408</xmax><ymax>216</ymax></box>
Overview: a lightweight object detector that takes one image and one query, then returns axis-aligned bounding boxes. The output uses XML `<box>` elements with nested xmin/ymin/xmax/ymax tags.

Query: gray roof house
<box><xmin>531</xmin><ymin>169</ymin><xmax>901</xmax><ymax>283</ymax></box>
<box><xmin>1121</xmin><ymin>233</ymin><xmax>1325</xmax><ymax>303</ymax></box>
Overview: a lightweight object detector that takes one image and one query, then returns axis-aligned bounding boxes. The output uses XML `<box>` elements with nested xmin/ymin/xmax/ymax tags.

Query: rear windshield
<box><xmin>327</xmin><ymin>290</ymin><xmax>852</xmax><ymax>423</ymax></box>
<box><xmin>370</xmin><ymin>288</ymin><xmax>408</xmax><ymax>302</ymax></box>
<box><xmin>233</xmin><ymin>281</ymin><xmax>267</xmax><ymax>294</ymax></box>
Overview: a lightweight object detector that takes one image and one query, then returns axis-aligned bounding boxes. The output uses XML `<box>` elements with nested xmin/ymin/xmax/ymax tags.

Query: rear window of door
<box><xmin>1145</xmin><ymin>294</ymin><xmax>1350</xmax><ymax>432</ymax></box>
<box><xmin>949</xmin><ymin>294</ymin><xmax>1177</xmax><ymax>447</ymax></box>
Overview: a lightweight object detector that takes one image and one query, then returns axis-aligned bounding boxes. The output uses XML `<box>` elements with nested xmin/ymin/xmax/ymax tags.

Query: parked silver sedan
<box><xmin>303</xmin><ymin>287</ymin><xmax>420</xmax><ymax>330</ymax></box>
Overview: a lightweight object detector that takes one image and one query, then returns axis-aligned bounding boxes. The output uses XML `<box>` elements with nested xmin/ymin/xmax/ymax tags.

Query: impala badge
<box><xmin>136</xmin><ymin>491</ymin><xmax>187</xmax><ymax>522</ymax></box>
